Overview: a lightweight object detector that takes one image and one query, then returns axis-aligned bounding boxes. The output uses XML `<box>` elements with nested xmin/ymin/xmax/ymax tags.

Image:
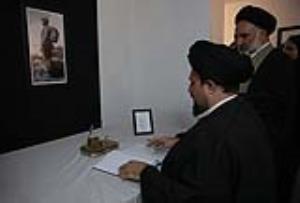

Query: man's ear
<box><xmin>204</xmin><ymin>79</ymin><xmax>218</xmax><ymax>94</ymax></box>
<box><xmin>258</xmin><ymin>28</ymin><xmax>268</xmax><ymax>40</ymax></box>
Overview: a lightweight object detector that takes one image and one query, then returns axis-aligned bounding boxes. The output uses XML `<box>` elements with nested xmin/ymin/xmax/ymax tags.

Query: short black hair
<box><xmin>41</xmin><ymin>17</ymin><xmax>49</xmax><ymax>25</ymax></box>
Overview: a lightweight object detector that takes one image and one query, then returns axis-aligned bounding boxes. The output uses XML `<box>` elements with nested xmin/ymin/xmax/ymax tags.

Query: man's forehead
<box><xmin>236</xmin><ymin>20</ymin><xmax>257</xmax><ymax>33</ymax></box>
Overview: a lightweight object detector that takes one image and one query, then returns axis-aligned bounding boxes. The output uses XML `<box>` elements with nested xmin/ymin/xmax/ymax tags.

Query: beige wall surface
<box><xmin>210</xmin><ymin>0</ymin><xmax>225</xmax><ymax>43</ymax></box>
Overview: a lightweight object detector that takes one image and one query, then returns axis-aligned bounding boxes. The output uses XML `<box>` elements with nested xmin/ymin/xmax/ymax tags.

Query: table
<box><xmin>0</xmin><ymin>131</ymin><xmax>147</xmax><ymax>203</ymax></box>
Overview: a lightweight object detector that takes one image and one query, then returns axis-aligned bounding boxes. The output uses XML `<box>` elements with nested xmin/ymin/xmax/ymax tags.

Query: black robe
<box><xmin>245</xmin><ymin>49</ymin><xmax>296</xmax><ymax>202</ymax></box>
<box><xmin>140</xmin><ymin>97</ymin><xmax>276</xmax><ymax>203</ymax></box>
<box><xmin>290</xmin><ymin>59</ymin><xmax>300</xmax><ymax>203</ymax></box>
<box><xmin>246</xmin><ymin>48</ymin><xmax>296</xmax><ymax>148</ymax></box>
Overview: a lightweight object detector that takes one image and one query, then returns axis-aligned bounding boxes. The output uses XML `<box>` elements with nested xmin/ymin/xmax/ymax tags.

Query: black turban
<box><xmin>188</xmin><ymin>40</ymin><xmax>254</xmax><ymax>86</ymax></box>
<box><xmin>235</xmin><ymin>5</ymin><xmax>277</xmax><ymax>35</ymax></box>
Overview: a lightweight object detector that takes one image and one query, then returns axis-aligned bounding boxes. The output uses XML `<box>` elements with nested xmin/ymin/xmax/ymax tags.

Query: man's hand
<box><xmin>119</xmin><ymin>160</ymin><xmax>148</xmax><ymax>181</ymax></box>
<box><xmin>147</xmin><ymin>135</ymin><xmax>179</xmax><ymax>149</ymax></box>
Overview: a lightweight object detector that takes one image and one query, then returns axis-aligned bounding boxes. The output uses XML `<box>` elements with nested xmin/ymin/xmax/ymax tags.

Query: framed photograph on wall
<box><xmin>132</xmin><ymin>109</ymin><xmax>154</xmax><ymax>135</ymax></box>
<box><xmin>277</xmin><ymin>25</ymin><xmax>300</xmax><ymax>47</ymax></box>
<box><xmin>26</xmin><ymin>7</ymin><xmax>68</xmax><ymax>86</ymax></box>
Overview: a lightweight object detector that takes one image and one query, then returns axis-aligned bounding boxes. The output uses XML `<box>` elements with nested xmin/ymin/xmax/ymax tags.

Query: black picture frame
<box><xmin>277</xmin><ymin>25</ymin><xmax>300</xmax><ymax>47</ymax></box>
<box><xmin>132</xmin><ymin>109</ymin><xmax>154</xmax><ymax>135</ymax></box>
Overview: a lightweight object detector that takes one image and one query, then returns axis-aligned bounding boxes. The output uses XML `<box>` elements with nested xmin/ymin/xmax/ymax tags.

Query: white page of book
<box><xmin>93</xmin><ymin>144</ymin><xmax>168</xmax><ymax>175</ymax></box>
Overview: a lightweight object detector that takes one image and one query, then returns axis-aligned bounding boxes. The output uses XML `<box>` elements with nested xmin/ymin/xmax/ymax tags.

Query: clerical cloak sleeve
<box><xmin>140</xmin><ymin>131</ymin><xmax>236</xmax><ymax>203</ymax></box>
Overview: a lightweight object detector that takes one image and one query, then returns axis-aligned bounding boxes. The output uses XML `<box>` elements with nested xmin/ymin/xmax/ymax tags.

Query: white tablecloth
<box><xmin>0</xmin><ymin>132</ymin><xmax>147</xmax><ymax>203</ymax></box>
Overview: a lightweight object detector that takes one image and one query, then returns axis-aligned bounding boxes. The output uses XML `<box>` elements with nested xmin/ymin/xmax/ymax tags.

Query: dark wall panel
<box><xmin>1</xmin><ymin>0</ymin><xmax>101</xmax><ymax>153</ymax></box>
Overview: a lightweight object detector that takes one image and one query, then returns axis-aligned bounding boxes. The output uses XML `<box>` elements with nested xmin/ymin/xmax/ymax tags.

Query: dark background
<box><xmin>1</xmin><ymin>0</ymin><xmax>101</xmax><ymax>153</ymax></box>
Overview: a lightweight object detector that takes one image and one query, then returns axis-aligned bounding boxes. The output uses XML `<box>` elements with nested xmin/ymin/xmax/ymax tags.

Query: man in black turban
<box><xmin>234</xmin><ymin>5</ymin><xmax>296</xmax><ymax>203</ymax></box>
<box><xmin>119</xmin><ymin>40</ymin><xmax>276</xmax><ymax>203</ymax></box>
<box><xmin>235</xmin><ymin>5</ymin><xmax>276</xmax><ymax>56</ymax></box>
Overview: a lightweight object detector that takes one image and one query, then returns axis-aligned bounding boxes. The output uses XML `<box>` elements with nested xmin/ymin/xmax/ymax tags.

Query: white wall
<box><xmin>97</xmin><ymin>0</ymin><xmax>210</xmax><ymax>137</ymax></box>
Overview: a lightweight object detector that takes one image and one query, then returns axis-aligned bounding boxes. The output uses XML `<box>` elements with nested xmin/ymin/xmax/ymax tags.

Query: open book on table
<box><xmin>93</xmin><ymin>143</ymin><xmax>168</xmax><ymax>176</ymax></box>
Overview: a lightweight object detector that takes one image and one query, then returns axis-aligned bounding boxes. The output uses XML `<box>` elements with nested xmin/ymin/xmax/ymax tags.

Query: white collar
<box><xmin>196</xmin><ymin>94</ymin><xmax>238</xmax><ymax>120</ymax></box>
<box><xmin>250</xmin><ymin>42</ymin><xmax>271</xmax><ymax>59</ymax></box>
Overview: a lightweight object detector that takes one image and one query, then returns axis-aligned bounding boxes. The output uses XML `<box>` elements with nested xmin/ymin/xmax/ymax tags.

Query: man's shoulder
<box><xmin>265</xmin><ymin>47</ymin><xmax>287</xmax><ymax>61</ymax></box>
<box><xmin>260</xmin><ymin>47</ymin><xmax>291</xmax><ymax>70</ymax></box>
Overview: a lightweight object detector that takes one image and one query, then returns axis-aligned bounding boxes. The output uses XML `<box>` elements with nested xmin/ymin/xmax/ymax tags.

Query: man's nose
<box><xmin>235</xmin><ymin>37</ymin><xmax>244</xmax><ymax>46</ymax></box>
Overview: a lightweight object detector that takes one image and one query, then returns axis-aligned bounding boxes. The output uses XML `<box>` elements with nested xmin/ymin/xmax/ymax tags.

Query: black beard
<box><xmin>192</xmin><ymin>102</ymin><xmax>208</xmax><ymax>117</ymax></box>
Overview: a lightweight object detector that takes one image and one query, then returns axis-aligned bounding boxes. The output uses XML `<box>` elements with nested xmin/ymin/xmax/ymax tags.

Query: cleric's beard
<box><xmin>238</xmin><ymin>44</ymin><xmax>257</xmax><ymax>55</ymax></box>
<box><xmin>192</xmin><ymin>102</ymin><xmax>208</xmax><ymax>117</ymax></box>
